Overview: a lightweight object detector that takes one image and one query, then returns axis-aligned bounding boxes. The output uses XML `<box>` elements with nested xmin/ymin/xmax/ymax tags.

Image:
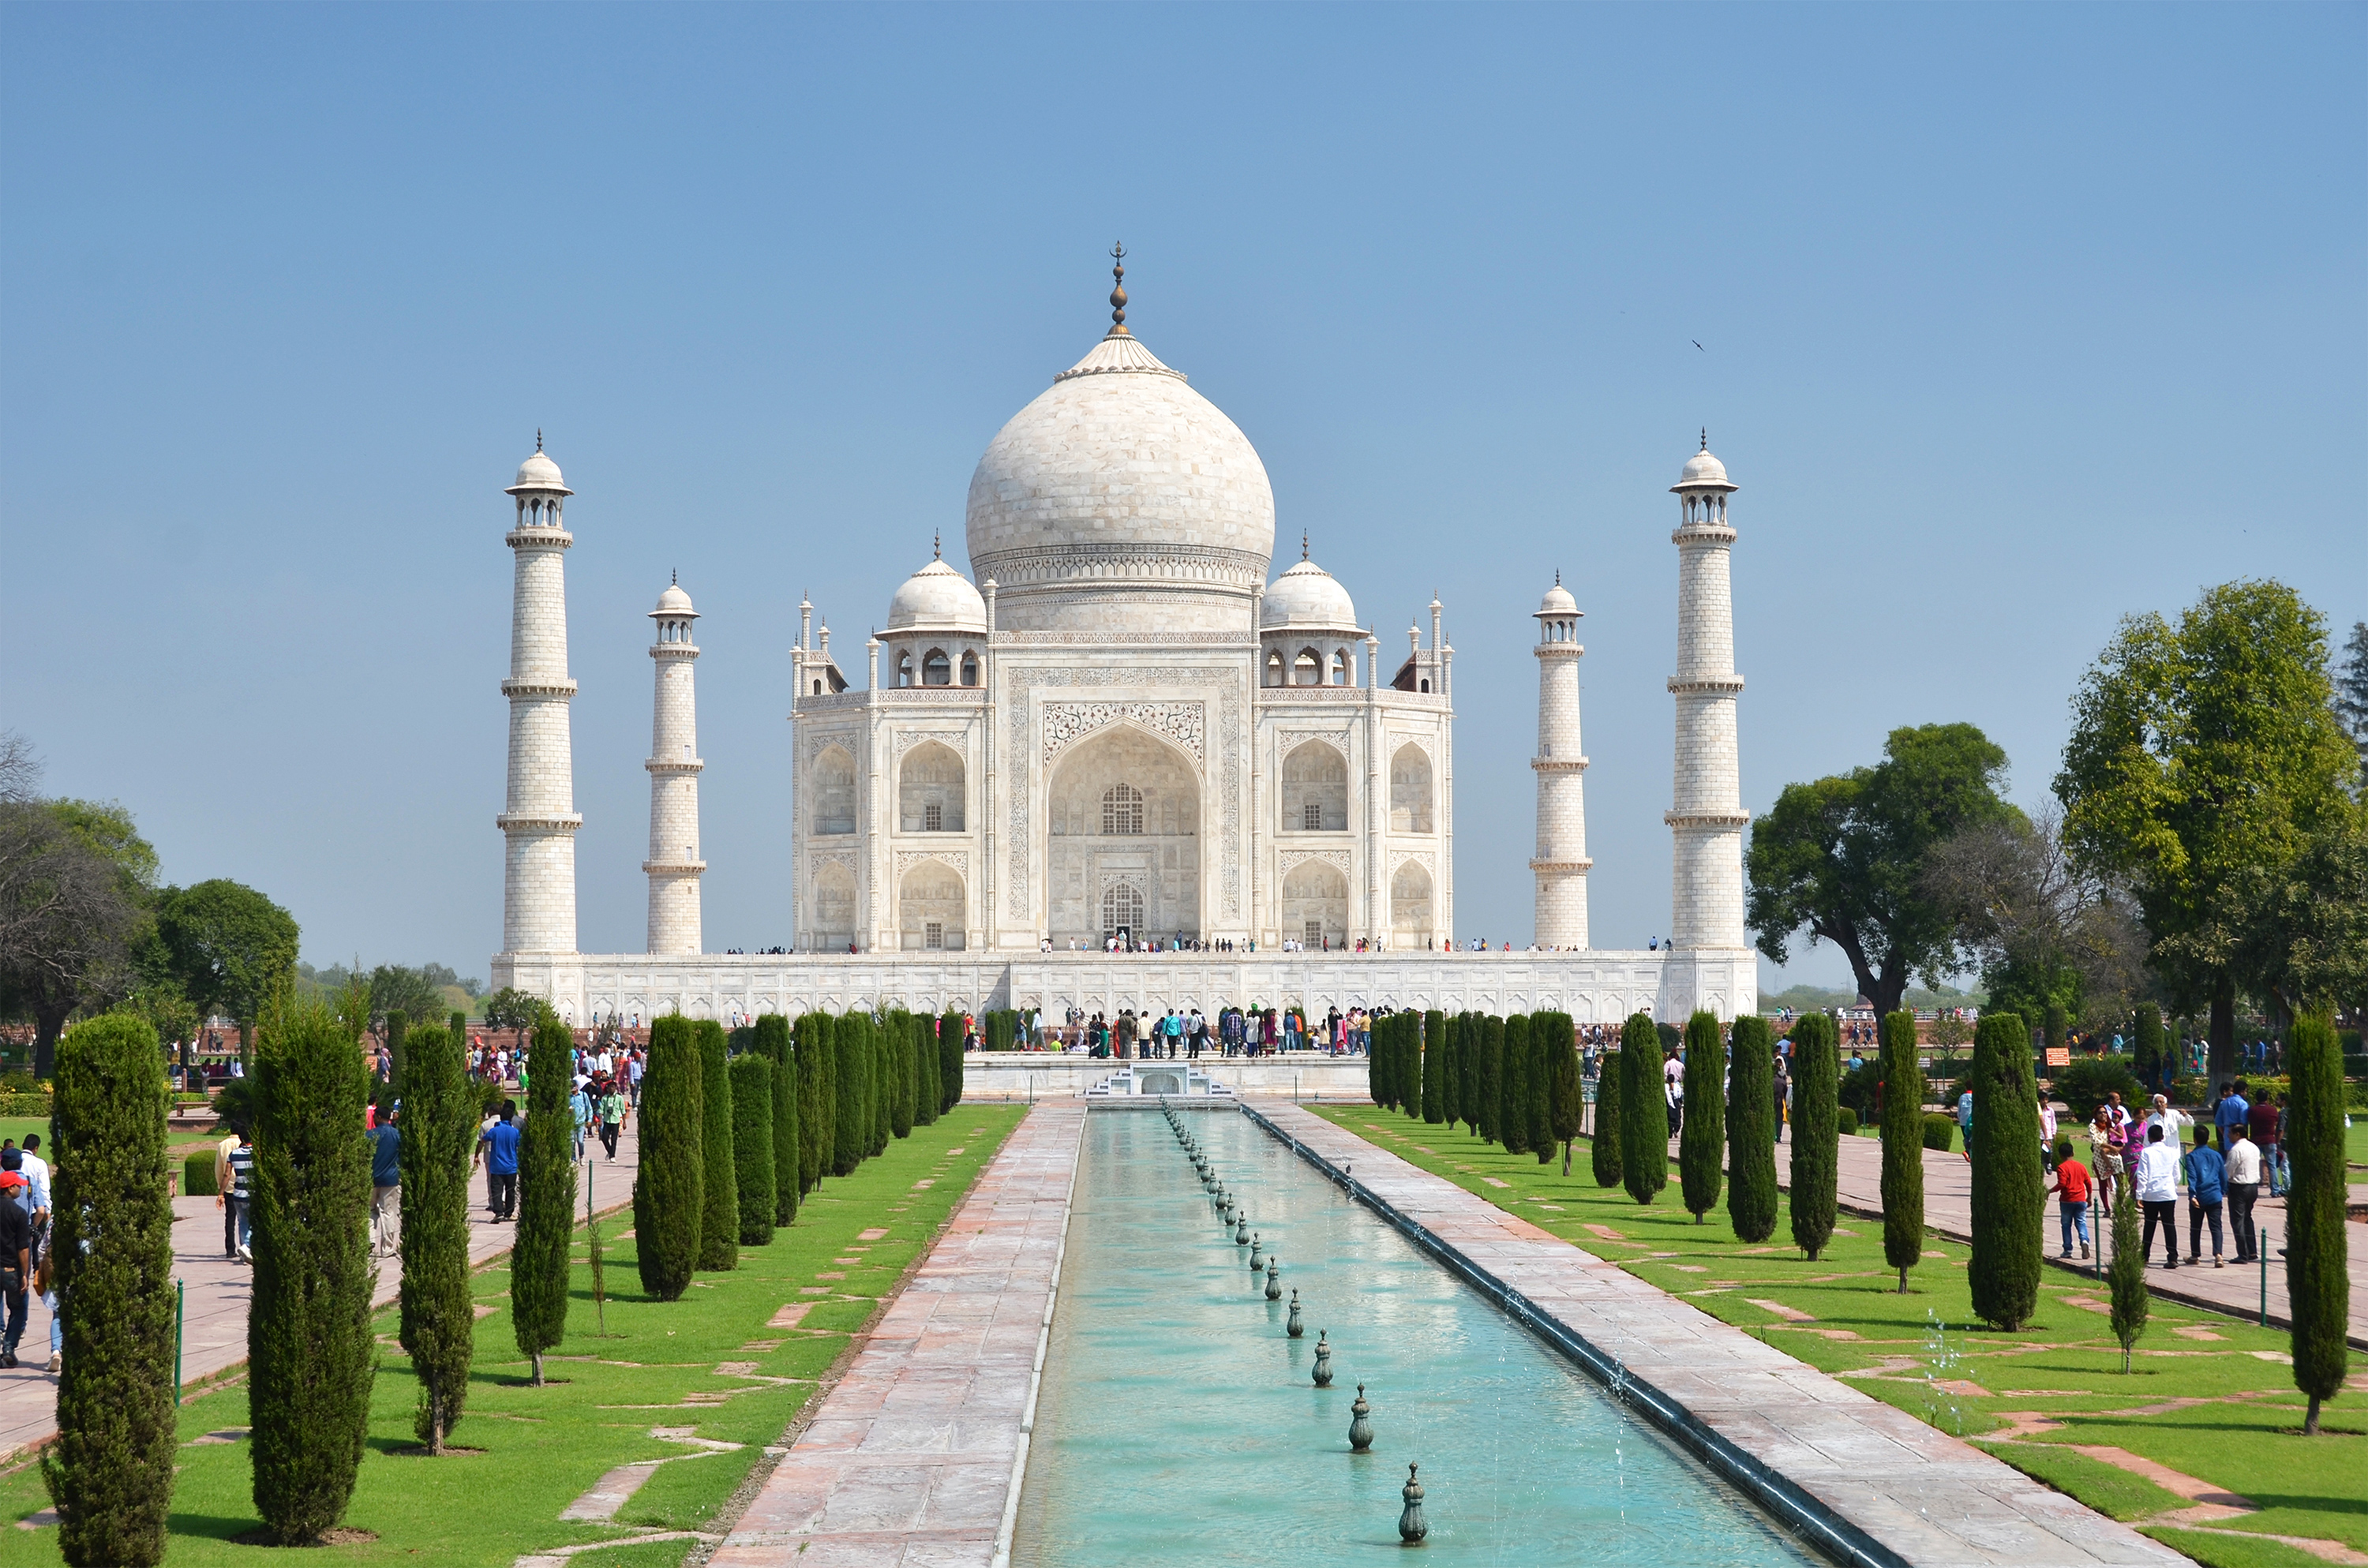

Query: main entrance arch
<box><xmin>1045</xmin><ymin>726</ymin><xmax>1201</xmax><ymax>946</ymax></box>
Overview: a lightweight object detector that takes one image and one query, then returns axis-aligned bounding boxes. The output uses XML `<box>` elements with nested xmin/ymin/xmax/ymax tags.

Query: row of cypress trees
<box><xmin>1378</xmin><ymin>1010</ymin><xmax>1583</xmax><ymax>1167</ymax></box>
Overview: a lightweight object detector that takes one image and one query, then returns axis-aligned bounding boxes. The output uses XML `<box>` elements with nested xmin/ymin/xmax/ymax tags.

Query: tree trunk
<box><xmin>1561</xmin><ymin>1140</ymin><xmax>1571</xmax><ymax>1177</ymax></box>
<box><xmin>2209</xmin><ymin>981</ymin><xmax>2235</xmax><ymax>1085</ymax></box>
<box><xmin>2305</xmin><ymin>1394</ymin><xmax>2321</xmax><ymax>1435</ymax></box>
<box><xmin>32</xmin><ymin>1005</ymin><xmax>67</xmax><ymax>1080</ymax></box>
<box><xmin>530</xmin><ymin>1350</ymin><xmax>543</xmax><ymax>1389</ymax></box>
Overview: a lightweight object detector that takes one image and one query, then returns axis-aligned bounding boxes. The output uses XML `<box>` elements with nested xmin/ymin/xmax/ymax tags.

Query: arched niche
<box><xmin>1045</xmin><ymin>725</ymin><xmax>1201</xmax><ymax>947</ymax></box>
<box><xmin>1281</xmin><ymin>739</ymin><xmax>1347</xmax><ymax>833</ymax></box>
<box><xmin>813</xmin><ymin>746</ymin><xmax>857</xmax><ymax>836</ymax></box>
<box><xmin>811</xmin><ymin>862</ymin><xmax>856</xmax><ymax>951</ymax></box>
<box><xmin>1281</xmin><ymin>859</ymin><xmax>1348</xmax><ymax>949</ymax></box>
<box><xmin>1389</xmin><ymin>743</ymin><xmax>1435</xmax><ymax>833</ymax></box>
<box><xmin>1390</xmin><ymin>860</ymin><xmax>1433</xmax><ymax>942</ymax></box>
<box><xmin>898</xmin><ymin>859</ymin><xmax>965</xmax><ymax>950</ymax></box>
<box><xmin>898</xmin><ymin>741</ymin><xmax>965</xmax><ymax>832</ymax></box>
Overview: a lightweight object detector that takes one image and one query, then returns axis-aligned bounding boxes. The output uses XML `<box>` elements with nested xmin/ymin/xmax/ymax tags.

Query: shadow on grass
<box><xmin>167</xmin><ymin>1511</ymin><xmax>260</xmax><ymax>1542</ymax></box>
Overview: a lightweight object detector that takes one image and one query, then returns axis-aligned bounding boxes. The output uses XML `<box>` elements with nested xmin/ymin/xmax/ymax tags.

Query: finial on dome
<box><xmin>1555</xmin><ymin>568</ymin><xmax>1561</xmax><ymax>586</ymax></box>
<box><xmin>537</xmin><ymin>428</ymin><xmax>544</xmax><ymax>453</ymax></box>
<box><xmin>1700</xmin><ymin>427</ymin><xmax>1707</xmax><ymax>451</ymax></box>
<box><xmin>934</xmin><ymin>530</ymin><xmax>942</xmax><ymax>561</ymax></box>
<box><xmin>1302</xmin><ymin>530</ymin><xmax>1310</xmax><ymax>562</ymax></box>
<box><xmin>1107</xmin><ymin>241</ymin><xmax>1129</xmax><ymax>336</ymax></box>
<box><xmin>671</xmin><ymin>567</ymin><xmax>677</xmax><ymax>586</ymax></box>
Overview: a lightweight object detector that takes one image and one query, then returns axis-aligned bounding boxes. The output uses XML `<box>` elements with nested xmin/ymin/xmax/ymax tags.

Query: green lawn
<box><xmin>0</xmin><ymin>1106</ymin><xmax>1025</xmax><ymax>1566</ymax></box>
<box><xmin>1311</xmin><ymin>1106</ymin><xmax>2366</xmax><ymax>1564</ymax></box>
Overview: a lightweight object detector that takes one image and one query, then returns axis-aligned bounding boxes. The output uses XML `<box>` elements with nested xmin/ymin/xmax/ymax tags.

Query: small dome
<box><xmin>887</xmin><ymin>557</ymin><xmax>987</xmax><ymax>634</ymax></box>
<box><xmin>1261</xmin><ymin>557</ymin><xmax>1358</xmax><ymax>631</ymax></box>
<box><xmin>651</xmin><ymin>581</ymin><xmax>696</xmax><ymax>618</ymax></box>
<box><xmin>1537</xmin><ymin>579</ymin><xmax>1578</xmax><ymax>616</ymax></box>
<box><xmin>508</xmin><ymin>447</ymin><xmax>571</xmax><ymax>496</ymax></box>
<box><xmin>1673</xmin><ymin>446</ymin><xmax>1735</xmax><ymax>492</ymax></box>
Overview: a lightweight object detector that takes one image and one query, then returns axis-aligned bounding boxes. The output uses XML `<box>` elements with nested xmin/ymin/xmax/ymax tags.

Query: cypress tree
<box><xmin>756</xmin><ymin>1016</ymin><xmax>797</xmax><ymax>1224</ymax></box>
<box><xmin>1541</xmin><ymin>1013</ymin><xmax>1582</xmax><ymax>1173</ymax></box>
<box><xmin>731</xmin><ymin>1053</ymin><xmax>776</xmax><ymax>1247</ymax></box>
<box><xmin>2107</xmin><ymin>1185</ymin><xmax>2148</xmax><ymax>1373</ymax></box>
<box><xmin>41</xmin><ymin>1015</ymin><xmax>174</xmax><ymax>1568</ymax></box>
<box><xmin>1726</xmin><ymin>1016</ymin><xmax>1778</xmax><ymax>1242</ymax></box>
<box><xmin>512</xmin><ymin>1014</ymin><xmax>577</xmax><ymax>1386</ymax></box>
<box><xmin>2131</xmin><ymin>1002</ymin><xmax>2164</xmax><ymax>1090</ymax></box>
<box><xmin>377</xmin><ymin>1008</ymin><xmax>407</xmax><ymax>1121</ymax></box>
<box><xmin>2284</xmin><ymin>1013</ymin><xmax>2351</xmax><ymax>1435</ymax></box>
<box><xmin>248</xmin><ymin>997</ymin><xmax>374</xmax><ymax>1541</ymax></box>
<box><xmin>1369</xmin><ymin>1017</ymin><xmax>1390</xmax><ymax>1107</ymax></box>
<box><xmin>1788</xmin><ymin>1012</ymin><xmax>1839</xmax><ymax>1259</ymax></box>
<box><xmin>939</xmin><ymin>1009</ymin><xmax>965</xmax><ymax>1113</ymax></box>
<box><xmin>1619</xmin><ymin>1011</ymin><xmax>1668</xmax><ymax>1205</ymax></box>
<box><xmin>1969</xmin><ymin>1012</ymin><xmax>2041</xmax><ymax>1330</ymax></box>
<box><xmin>914</xmin><ymin>1012</ymin><xmax>942</xmax><ymax>1127</ymax></box>
<box><xmin>830</xmin><ymin>1012</ymin><xmax>867</xmax><ymax>1176</ymax></box>
<box><xmin>1501</xmin><ymin>1016</ymin><xmax>1533</xmax><ymax>1154</ymax></box>
<box><xmin>1678</xmin><ymin>1011</ymin><xmax>1725</xmax><ymax>1222</ymax></box>
<box><xmin>1878</xmin><ymin>1009</ymin><xmax>1926</xmax><ymax>1293</ymax></box>
<box><xmin>1459</xmin><ymin>1014</ymin><xmax>1485</xmax><ymax>1136</ymax></box>
<box><xmin>1422</xmin><ymin>1010</ymin><xmax>1447</xmax><ymax>1125</ymax></box>
<box><xmin>1524</xmin><ymin>1016</ymin><xmax>1554</xmax><ymax>1160</ymax></box>
<box><xmin>2044</xmin><ymin>1001</ymin><xmax>2068</xmax><ymax>1064</ymax></box>
<box><xmin>795</xmin><ymin>1012</ymin><xmax>834</xmax><ymax>1189</ymax></box>
<box><xmin>886</xmin><ymin>1011</ymin><xmax>916</xmax><ymax>1139</ymax></box>
<box><xmin>397</xmin><ymin>1019</ymin><xmax>474</xmax><ymax>1450</ymax></box>
<box><xmin>695</xmin><ymin>1020</ymin><xmax>738</xmax><ymax>1271</ymax></box>
<box><xmin>1403</xmin><ymin>1014</ymin><xmax>1425</xmax><ymax>1121</ymax></box>
<box><xmin>869</xmin><ymin>1013</ymin><xmax>893</xmax><ymax>1155</ymax></box>
<box><xmin>1590</xmin><ymin>1038</ymin><xmax>1623</xmax><ymax>1188</ymax></box>
<box><xmin>1475</xmin><ymin>1016</ymin><xmax>1504</xmax><ymax>1143</ymax></box>
<box><xmin>1437</xmin><ymin>1011</ymin><xmax>1462</xmax><ymax>1130</ymax></box>
<box><xmin>631</xmin><ymin>1016</ymin><xmax>703</xmax><ymax>1300</ymax></box>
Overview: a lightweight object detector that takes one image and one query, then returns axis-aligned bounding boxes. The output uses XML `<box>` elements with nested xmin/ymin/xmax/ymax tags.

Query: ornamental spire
<box><xmin>1107</xmin><ymin>241</ymin><xmax>1129</xmax><ymax>336</ymax></box>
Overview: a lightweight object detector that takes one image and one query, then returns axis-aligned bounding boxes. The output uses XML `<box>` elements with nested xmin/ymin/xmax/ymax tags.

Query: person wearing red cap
<box><xmin>0</xmin><ymin>1163</ymin><xmax>30</xmax><ymax>1368</ymax></box>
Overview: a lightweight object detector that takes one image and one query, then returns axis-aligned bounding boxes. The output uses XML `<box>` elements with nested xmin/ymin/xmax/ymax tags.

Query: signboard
<box><xmin>2044</xmin><ymin>1046</ymin><xmax>2070</xmax><ymax>1068</ymax></box>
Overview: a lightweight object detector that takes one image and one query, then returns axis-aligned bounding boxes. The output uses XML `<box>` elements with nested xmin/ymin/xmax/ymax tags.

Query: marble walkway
<box><xmin>1261</xmin><ymin>1102</ymin><xmax>2186</xmax><ymax>1568</ymax></box>
<box><xmin>710</xmin><ymin>1100</ymin><xmax>1085</xmax><ymax>1568</ymax></box>
<box><xmin>0</xmin><ymin>1124</ymin><xmax>642</xmax><ymax>1466</ymax></box>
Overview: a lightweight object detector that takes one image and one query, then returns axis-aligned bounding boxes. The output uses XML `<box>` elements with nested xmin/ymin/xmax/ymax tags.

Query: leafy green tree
<box><xmin>1726</xmin><ymin>1016</ymin><xmax>1778</xmax><ymax>1241</ymax></box>
<box><xmin>2221</xmin><ymin>810</ymin><xmax>2368</xmax><ymax>1030</ymax></box>
<box><xmin>831</xmin><ymin>1012</ymin><xmax>868</xmax><ymax>1176</ymax></box>
<box><xmin>731</xmin><ymin>1053</ymin><xmax>776</xmax><ymax>1247</ymax></box>
<box><xmin>2284</xmin><ymin>1014</ymin><xmax>2351</xmax><ymax>1434</ymax></box>
<box><xmin>694</xmin><ymin>1020</ymin><xmax>738</xmax><ymax>1270</ymax></box>
<box><xmin>2107</xmin><ymin>1186</ymin><xmax>2148</xmax><ymax>1373</ymax></box>
<box><xmin>796</xmin><ymin>1012</ymin><xmax>834</xmax><ymax>1190</ymax></box>
<box><xmin>366</xmin><ymin>965</ymin><xmax>446</xmax><ymax>1028</ymax></box>
<box><xmin>155</xmin><ymin>878</ymin><xmax>298</xmax><ymax>1071</ymax></box>
<box><xmin>1475</xmin><ymin>1015</ymin><xmax>1505</xmax><ymax>1144</ymax></box>
<box><xmin>248</xmin><ymin>997</ymin><xmax>373</xmax><ymax>1541</ymax></box>
<box><xmin>755</xmin><ymin>1016</ymin><xmax>796</xmax><ymax>1224</ymax></box>
<box><xmin>938</xmin><ymin>1010</ymin><xmax>965</xmax><ymax>1113</ymax></box>
<box><xmin>2058</xmin><ymin>581</ymin><xmax>2359</xmax><ymax>1079</ymax></box>
<box><xmin>396</xmin><ymin>1020</ymin><xmax>474</xmax><ymax>1448</ymax></box>
<box><xmin>41</xmin><ymin>1015</ymin><xmax>174</xmax><ymax>1567</ymax></box>
<box><xmin>1968</xmin><ymin>1012</ymin><xmax>2042</xmax><ymax>1330</ymax></box>
<box><xmin>1678</xmin><ymin>1012</ymin><xmax>1725</xmax><ymax>1222</ymax></box>
<box><xmin>1786</xmin><ymin>1012</ymin><xmax>1838</xmax><ymax>1258</ymax></box>
<box><xmin>632</xmin><ymin>1017</ymin><xmax>703</xmax><ymax>1300</ymax></box>
<box><xmin>2131</xmin><ymin>1001</ymin><xmax>2164</xmax><ymax>1087</ymax></box>
<box><xmin>481</xmin><ymin>987</ymin><xmax>545</xmax><ymax>1031</ymax></box>
<box><xmin>1618</xmin><ymin>1012</ymin><xmax>1667</xmax><ymax>1205</ymax></box>
<box><xmin>512</xmin><ymin>1015</ymin><xmax>576</xmax><ymax>1386</ymax></box>
<box><xmin>0</xmin><ymin>799</ymin><xmax>155</xmax><ymax>1077</ymax></box>
<box><xmin>1590</xmin><ymin>1035</ymin><xmax>1623</xmax><ymax>1189</ymax></box>
<box><xmin>1878</xmin><ymin>1010</ymin><xmax>1926</xmax><ymax>1293</ymax></box>
<box><xmin>1747</xmin><ymin>724</ymin><xmax>2016</xmax><ymax>1018</ymax></box>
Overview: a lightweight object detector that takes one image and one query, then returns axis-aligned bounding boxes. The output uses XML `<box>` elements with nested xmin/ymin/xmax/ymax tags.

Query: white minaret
<box><xmin>1666</xmin><ymin>433</ymin><xmax>1751</xmax><ymax>1000</ymax></box>
<box><xmin>498</xmin><ymin>436</ymin><xmax>581</xmax><ymax>956</ymax></box>
<box><xmin>1531</xmin><ymin>572</ymin><xmax>1591</xmax><ymax>947</ymax></box>
<box><xmin>644</xmin><ymin>574</ymin><xmax>705</xmax><ymax>954</ymax></box>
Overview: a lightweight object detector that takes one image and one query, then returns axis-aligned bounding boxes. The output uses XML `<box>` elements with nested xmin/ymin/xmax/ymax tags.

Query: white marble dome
<box><xmin>965</xmin><ymin>328</ymin><xmax>1276</xmax><ymax>632</ymax></box>
<box><xmin>1537</xmin><ymin>578</ymin><xmax>1578</xmax><ymax>616</ymax></box>
<box><xmin>652</xmin><ymin>581</ymin><xmax>696</xmax><ymax>617</ymax></box>
<box><xmin>1674</xmin><ymin>447</ymin><xmax>1734</xmax><ymax>491</ymax></box>
<box><xmin>887</xmin><ymin>557</ymin><xmax>987</xmax><ymax>633</ymax></box>
<box><xmin>1261</xmin><ymin>556</ymin><xmax>1358</xmax><ymax>631</ymax></box>
<box><xmin>509</xmin><ymin>448</ymin><xmax>570</xmax><ymax>495</ymax></box>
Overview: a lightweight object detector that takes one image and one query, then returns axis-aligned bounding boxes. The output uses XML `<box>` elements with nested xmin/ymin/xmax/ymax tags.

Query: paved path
<box><xmin>1275</xmin><ymin>1103</ymin><xmax>2183</xmax><ymax>1568</ymax></box>
<box><xmin>1738</xmin><ymin>1128</ymin><xmax>2368</xmax><ymax>1345</ymax></box>
<box><xmin>712</xmin><ymin>1102</ymin><xmax>1086</xmax><ymax>1568</ymax></box>
<box><xmin>0</xmin><ymin>1122</ymin><xmax>641</xmax><ymax>1465</ymax></box>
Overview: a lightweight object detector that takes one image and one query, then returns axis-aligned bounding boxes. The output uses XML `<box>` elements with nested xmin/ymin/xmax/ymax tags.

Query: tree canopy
<box><xmin>1746</xmin><ymin>723</ymin><xmax>2017</xmax><ymax>1016</ymax></box>
<box><xmin>155</xmin><ymin>878</ymin><xmax>299</xmax><ymax>1025</ymax></box>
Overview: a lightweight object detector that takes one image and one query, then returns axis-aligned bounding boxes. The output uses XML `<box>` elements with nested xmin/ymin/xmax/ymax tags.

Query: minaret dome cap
<box><xmin>508</xmin><ymin>447</ymin><xmax>572</xmax><ymax>496</ymax></box>
<box><xmin>1672</xmin><ymin>447</ymin><xmax>1736</xmax><ymax>493</ymax></box>
<box><xmin>1536</xmin><ymin>579</ymin><xmax>1579</xmax><ymax>617</ymax></box>
<box><xmin>650</xmin><ymin>581</ymin><xmax>697</xmax><ymax>619</ymax></box>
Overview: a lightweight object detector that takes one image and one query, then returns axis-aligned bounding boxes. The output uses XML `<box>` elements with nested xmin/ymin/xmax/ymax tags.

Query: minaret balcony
<box><xmin>1665</xmin><ymin>675</ymin><xmax>1745</xmax><ymax>695</ymax></box>
<box><xmin>501</xmin><ymin>677</ymin><xmax>579</xmax><ymax>698</ymax></box>
<box><xmin>1530</xmin><ymin>755</ymin><xmax>1590</xmax><ymax>773</ymax></box>
<box><xmin>497</xmin><ymin>812</ymin><xmax>583</xmax><ymax>833</ymax></box>
<box><xmin>644</xmin><ymin>758</ymin><xmax>705</xmax><ymax>775</ymax></box>
<box><xmin>1664</xmin><ymin>809</ymin><xmax>1751</xmax><ymax>829</ymax></box>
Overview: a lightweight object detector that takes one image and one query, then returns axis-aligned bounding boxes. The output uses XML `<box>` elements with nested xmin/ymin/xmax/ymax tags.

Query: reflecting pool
<box><xmin>1011</xmin><ymin>1107</ymin><xmax>1822</xmax><ymax>1566</ymax></box>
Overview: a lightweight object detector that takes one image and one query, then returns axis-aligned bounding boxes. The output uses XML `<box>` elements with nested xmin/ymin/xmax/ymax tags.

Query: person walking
<box><xmin>215</xmin><ymin>1123</ymin><xmax>243</xmax><ymax>1257</ymax></box>
<box><xmin>368</xmin><ymin>1105</ymin><xmax>402</xmax><ymax>1259</ymax></box>
<box><xmin>0</xmin><ymin>1163</ymin><xmax>30</xmax><ymax>1369</ymax></box>
<box><xmin>2182</xmin><ymin>1124</ymin><xmax>2227</xmax><ymax>1267</ymax></box>
<box><xmin>2224</xmin><ymin>1121</ymin><xmax>2261</xmax><ymax>1264</ymax></box>
<box><xmin>598</xmin><ymin>1079</ymin><xmax>626</xmax><ymax>1161</ymax></box>
<box><xmin>2089</xmin><ymin>1104</ymin><xmax>2123</xmax><ymax>1214</ymax></box>
<box><xmin>2214</xmin><ymin>1080</ymin><xmax>2250</xmax><ymax>1154</ymax></box>
<box><xmin>569</xmin><ymin>1078</ymin><xmax>594</xmax><ymax>1164</ymax></box>
<box><xmin>2049</xmin><ymin>1145</ymin><xmax>2093</xmax><ymax>1260</ymax></box>
<box><xmin>2247</xmin><ymin>1090</ymin><xmax>2284</xmax><ymax>1196</ymax></box>
<box><xmin>227</xmin><ymin>1128</ymin><xmax>257</xmax><ymax>1262</ymax></box>
<box><xmin>1956</xmin><ymin>1083</ymin><xmax>1975</xmax><ymax>1163</ymax></box>
<box><xmin>1772</xmin><ymin>1056</ymin><xmax>1790</xmax><ymax>1143</ymax></box>
<box><xmin>477</xmin><ymin>1099</ymin><xmax>523</xmax><ymax>1221</ymax></box>
<box><xmin>2134</xmin><ymin>1123</ymin><xmax>2183</xmax><ymax>1269</ymax></box>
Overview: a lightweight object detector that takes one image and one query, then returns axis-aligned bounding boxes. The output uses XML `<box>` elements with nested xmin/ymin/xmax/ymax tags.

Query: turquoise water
<box><xmin>1010</xmin><ymin>1108</ymin><xmax>1820</xmax><ymax>1566</ymax></box>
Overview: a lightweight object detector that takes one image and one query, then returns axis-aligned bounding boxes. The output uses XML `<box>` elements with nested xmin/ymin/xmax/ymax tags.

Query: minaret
<box><xmin>1667</xmin><ymin>433</ymin><xmax>1749</xmax><ymax>962</ymax></box>
<box><xmin>1531</xmin><ymin>572</ymin><xmax>1591</xmax><ymax>947</ymax></box>
<box><xmin>498</xmin><ymin>436</ymin><xmax>581</xmax><ymax>955</ymax></box>
<box><xmin>644</xmin><ymin>574</ymin><xmax>705</xmax><ymax>954</ymax></box>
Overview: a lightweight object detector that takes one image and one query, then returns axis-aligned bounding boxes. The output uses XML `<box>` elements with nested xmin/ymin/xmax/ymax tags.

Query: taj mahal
<box><xmin>491</xmin><ymin>257</ymin><xmax>1756</xmax><ymax>1029</ymax></box>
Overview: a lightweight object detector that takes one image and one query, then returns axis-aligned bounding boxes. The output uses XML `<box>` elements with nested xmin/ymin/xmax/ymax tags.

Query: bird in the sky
<box><xmin>1692</xmin><ymin>339</ymin><xmax>1704</xmax><ymax>351</ymax></box>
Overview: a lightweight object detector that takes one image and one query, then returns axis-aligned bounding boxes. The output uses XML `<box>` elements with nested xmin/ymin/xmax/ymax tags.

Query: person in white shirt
<box><xmin>2223</xmin><ymin>1125</ymin><xmax>2262</xmax><ymax>1263</ymax></box>
<box><xmin>2133</xmin><ymin>1123</ymin><xmax>2184</xmax><ymax>1269</ymax></box>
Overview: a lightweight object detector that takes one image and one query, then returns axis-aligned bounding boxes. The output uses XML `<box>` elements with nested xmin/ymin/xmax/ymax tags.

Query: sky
<box><xmin>5</xmin><ymin>4</ymin><xmax>2362</xmax><ymax>994</ymax></box>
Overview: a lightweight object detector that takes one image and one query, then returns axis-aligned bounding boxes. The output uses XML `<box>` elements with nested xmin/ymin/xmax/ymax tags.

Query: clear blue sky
<box><xmin>6</xmin><ymin>4</ymin><xmax>2362</xmax><ymax>992</ymax></box>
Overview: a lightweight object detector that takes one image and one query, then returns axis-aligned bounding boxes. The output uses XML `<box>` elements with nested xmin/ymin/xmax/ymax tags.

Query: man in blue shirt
<box><xmin>568</xmin><ymin>1082</ymin><xmax>593</xmax><ymax>1164</ymax></box>
<box><xmin>476</xmin><ymin>1100</ymin><xmax>523</xmax><ymax>1221</ymax></box>
<box><xmin>2214</xmin><ymin>1081</ymin><xmax>2250</xmax><ymax>1153</ymax></box>
<box><xmin>368</xmin><ymin>1108</ymin><xmax>401</xmax><ymax>1258</ymax></box>
<box><xmin>2181</xmin><ymin>1125</ymin><xmax>2227</xmax><ymax>1267</ymax></box>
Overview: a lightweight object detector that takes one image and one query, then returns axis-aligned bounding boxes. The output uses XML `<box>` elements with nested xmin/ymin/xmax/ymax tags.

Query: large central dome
<box><xmin>965</xmin><ymin>327</ymin><xmax>1276</xmax><ymax>634</ymax></box>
